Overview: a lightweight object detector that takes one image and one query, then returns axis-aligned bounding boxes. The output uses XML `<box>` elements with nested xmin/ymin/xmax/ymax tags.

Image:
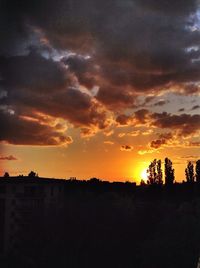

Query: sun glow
<box><xmin>141</xmin><ymin>169</ymin><xmax>148</xmax><ymax>181</ymax></box>
<box><xmin>132</xmin><ymin>163</ymin><xmax>149</xmax><ymax>184</ymax></box>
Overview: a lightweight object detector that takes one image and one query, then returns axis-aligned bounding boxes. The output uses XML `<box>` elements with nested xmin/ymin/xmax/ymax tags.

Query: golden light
<box><xmin>140</xmin><ymin>169</ymin><xmax>148</xmax><ymax>181</ymax></box>
<box><xmin>131</xmin><ymin>162</ymin><xmax>149</xmax><ymax>184</ymax></box>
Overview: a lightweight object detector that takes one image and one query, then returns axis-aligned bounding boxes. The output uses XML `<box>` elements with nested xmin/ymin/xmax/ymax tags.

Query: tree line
<box><xmin>144</xmin><ymin>158</ymin><xmax>200</xmax><ymax>186</ymax></box>
<box><xmin>2</xmin><ymin>159</ymin><xmax>200</xmax><ymax>186</ymax></box>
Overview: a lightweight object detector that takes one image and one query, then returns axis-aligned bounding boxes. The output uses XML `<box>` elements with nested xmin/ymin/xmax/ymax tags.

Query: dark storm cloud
<box><xmin>2</xmin><ymin>85</ymin><xmax>109</xmax><ymax>130</ymax></box>
<box><xmin>97</xmin><ymin>87</ymin><xmax>136</xmax><ymax>110</ymax></box>
<box><xmin>1</xmin><ymin>0</ymin><xmax>200</xmax><ymax>145</ymax></box>
<box><xmin>0</xmin><ymin>0</ymin><xmax>94</xmax><ymax>54</ymax></box>
<box><xmin>62</xmin><ymin>55</ymin><xmax>98</xmax><ymax>89</ymax></box>
<box><xmin>2</xmin><ymin>0</ymin><xmax>200</xmax><ymax>84</ymax></box>
<box><xmin>0</xmin><ymin>51</ymin><xmax>109</xmax><ymax>135</ymax></box>
<box><xmin>135</xmin><ymin>0</ymin><xmax>197</xmax><ymax>14</ymax></box>
<box><xmin>0</xmin><ymin>51</ymin><xmax>70</xmax><ymax>92</ymax></box>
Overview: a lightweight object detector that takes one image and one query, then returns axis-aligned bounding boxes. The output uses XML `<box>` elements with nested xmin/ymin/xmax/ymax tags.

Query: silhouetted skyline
<box><xmin>1</xmin><ymin>173</ymin><xmax>200</xmax><ymax>267</ymax></box>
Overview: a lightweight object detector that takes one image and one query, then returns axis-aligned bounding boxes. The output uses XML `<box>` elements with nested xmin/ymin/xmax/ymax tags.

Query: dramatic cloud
<box><xmin>96</xmin><ymin>87</ymin><xmax>137</xmax><ymax>110</ymax></box>
<box><xmin>0</xmin><ymin>155</ymin><xmax>17</xmax><ymax>161</ymax></box>
<box><xmin>62</xmin><ymin>55</ymin><xmax>98</xmax><ymax>89</ymax></box>
<box><xmin>116</xmin><ymin>114</ymin><xmax>133</xmax><ymax>126</ymax></box>
<box><xmin>150</xmin><ymin>133</ymin><xmax>173</xmax><ymax>149</ymax></box>
<box><xmin>116</xmin><ymin>109</ymin><xmax>150</xmax><ymax>127</ymax></box>
<box><xmin>0</xmin><ymin>52</ymin><xmax>70</xmax><ymax>92</ymax></box>
<box><xmin>0</xmin><ymin>53</ymin><xmax>110</xmax><ymax>140</ymax></box>
<box><xmin>1</xmin><ymin>0</ymin><xmax>200</xmax><ymax>146</ymax></box>
<box><xmin>0</xmin><ymin>110</ymin><xmax>73</xmax><ymax>146</ymax></box>
<box><xmin>116</xmin><ymin>109</ymin><xmax>200</xmax><ymax>139</ymax></box>
<box><xmin>134</xmin><ymin>109</ymin><xmax>150</xmax><ymax>124</ymax></box>
<box><xmin>150</xmin><ymin>139</ymin><xmax>167</xmax><ymax>149</ymax></box>
<box><xmin>151</xmin><ymin>112</ymin><xmax>200</xmax><ymax>136</ymax></box>
<box><xmin>80</xmin><ymin>127</ymin><xmax>99</xmax><ymax>138</ymax></box>
<box><xmin>2</xmin><ymin>1</ymin><xmax>200</xmax><ymax>89</ymax></box>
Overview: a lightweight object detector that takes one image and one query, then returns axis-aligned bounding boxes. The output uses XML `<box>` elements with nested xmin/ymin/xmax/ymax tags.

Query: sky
<box><xmin>0</xmin><ymin>0</ymin><xmax>200</xmax><ymax>183</ymax></box>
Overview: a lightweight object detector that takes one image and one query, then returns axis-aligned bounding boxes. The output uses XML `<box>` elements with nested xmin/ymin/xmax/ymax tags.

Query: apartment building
<box><xmin>0</xmin><ymin>177</ymin><xmax>65</xmax><ymax>254</ymax></box>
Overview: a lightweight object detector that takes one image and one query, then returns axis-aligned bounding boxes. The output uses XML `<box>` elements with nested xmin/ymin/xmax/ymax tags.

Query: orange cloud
<box><xmin>120</xmin><ymin>145</ymin><xmax>134</xmax><ymax>152</ymax></box>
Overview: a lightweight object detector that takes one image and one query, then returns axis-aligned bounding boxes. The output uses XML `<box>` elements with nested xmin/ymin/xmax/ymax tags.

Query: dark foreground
<box><xmin>1</xmin><ymin>179</ymin><xmax>200</xmax><ymax>268</ymax></box>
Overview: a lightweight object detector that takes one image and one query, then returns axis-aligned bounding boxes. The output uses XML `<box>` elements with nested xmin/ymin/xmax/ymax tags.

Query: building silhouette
<box><xmin>0</xmin><ymin>177</ymin><xmax>65</xmax><ymax>253</ymax></box>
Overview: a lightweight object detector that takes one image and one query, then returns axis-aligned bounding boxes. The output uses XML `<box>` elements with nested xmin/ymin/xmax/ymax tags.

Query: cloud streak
<box><xmin>0</xmin><ymin>155</ymin><xmax>17</xmax><ymax>161</ymax></box>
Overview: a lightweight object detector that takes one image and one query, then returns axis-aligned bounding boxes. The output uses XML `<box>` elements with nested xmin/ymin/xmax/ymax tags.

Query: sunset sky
<box><xmin>0</xmin><ymin>0</ymin><xmax>200</xmax><ymax>183</ymax></box>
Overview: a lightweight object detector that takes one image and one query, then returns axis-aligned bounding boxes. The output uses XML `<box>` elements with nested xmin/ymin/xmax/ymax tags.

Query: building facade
<box><xmin>0</xmin><ymin>177</ymin><xmax>65</xmax><ymax>254</ymax></box>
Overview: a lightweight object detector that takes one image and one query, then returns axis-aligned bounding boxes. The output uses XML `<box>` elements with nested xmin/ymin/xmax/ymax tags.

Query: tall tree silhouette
<box><xmin>196</xmin><ymin>160</ymin><xmax>200</xmax><ymax>183</ymax></box>
<box><xmin>147</xmin><ymin>159</ymin><xmax>163</xmax><ymax>185</ymax></box>
<box><xmin>164</xmin><ymin>158</ymin><xmax>175</xmax><ymax>186</ymax></box>
<box><xmin>185</xmin><ymin>162</ymin><xmax>194</xmax><ymax>183</ymax></box>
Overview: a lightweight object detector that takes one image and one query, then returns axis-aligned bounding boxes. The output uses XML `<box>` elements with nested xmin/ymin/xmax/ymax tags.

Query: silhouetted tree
<box><xmin>157</xmin><ymin>160</ymin><xmax>163</xmax><ymax>185</ymax></box>
<box><xmin>89</xmin><ymin>178</ymin><xmax>101</xmax><ymax>183</ymax></box>
<box><xmin>28</xmin><ymin>171</ymin><xmax>37</xmax><ymax>178</ymax></box>
<box><xmin>147</xmin><ymin>159</ymin><xmax>156</xmax><ymax>185</ymax></box>
<box><xmin>195</xmin><ymin>160</ymin><xmax>200</xmax><ymax>183</ymax></box>
<box><xmin>140</xmin><ymin>179</ymin><xmax>146</xmax><ymax>186</ymax></box>
<box><xmin>165</xmin><ymin>158</ymin><xmax>175</xmax><ymax>186</ymax></box>
<box><xmin>147</xmin><ymin>159</ymin><xmax>163</xmax><ymax>185</ymax></box>
<box><xmin>185</xmin><ymin>162</ymin><xmax>194</xmax><ymax>183</ymax></box>
<box><xmin>3</xmin><ymin>172</ymin><xmax>9</xmax><ymax>178</ymax></box>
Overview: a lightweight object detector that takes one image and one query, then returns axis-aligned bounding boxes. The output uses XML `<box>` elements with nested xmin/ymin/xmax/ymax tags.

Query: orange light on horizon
<box><xmin>130</xmin><ymin>161</ymin><xmax>149</xmax><ymax>184</ymax></box>
<box><xmin>140</xmin><ymin>169</ymin><xmax>148</xmax><ymax>182</ymax></box>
